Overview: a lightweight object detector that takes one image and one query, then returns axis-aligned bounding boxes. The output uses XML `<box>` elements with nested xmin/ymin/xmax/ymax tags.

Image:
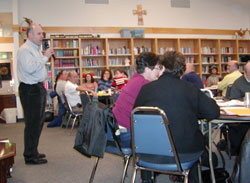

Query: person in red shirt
<box><xmin>112</xmin><ymin>68</ymin><xmax>128</xmax><ymax>90</ymax></box>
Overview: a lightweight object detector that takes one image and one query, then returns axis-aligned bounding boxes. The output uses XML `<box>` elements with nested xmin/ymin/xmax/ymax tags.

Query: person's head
<box><xmin>68</xmin><ymin>71</ymin><xmax>78</xmax><ymax>84</ymax></box>
<box><xmin>210</xmin><ymin>65</ymin><xmax>218</xmax><ymax>75</ymax></box>
<box><xmin>159</xmin><ymin>51</ymin><xmax>185</xmax><ymax>78</ymax></box>
<box><xmin>136</xmin><ymin>52</ymin><xmax>160</xmax><ymax>81</ymax></box>
<box><xmin>85</xmin><ymin>73</ymin><xmax>95</xmax><ymax>83</ymax></box>
<box><xmin>184</xmin><ymin>63</ymin><xmax>195</xmax><ymax>75</ymax></box>
<box><xmin>227</xmin><ymin>60</ymin><xmax>239</xmax><ymax>73</ymax></box>
<box><xmin>114</xmin><ymin>68</ymin><xmax>124</xmax><ymax>78</ymax></box>
<box><xmin>54</xmin><ymin>70</ymin><xmax>67</xmax><ymax>89</ymax></box>
<box><xmin>101</xmin><ymin>69</ymin><xmax>112</xmax><ymax>81</ymax></box>
<box><xmin>244</xmin><ymin>61</ymin><xmax>250</xmax><ymax>80</ymax></box>
<box><xmin>26</xmin><ymin>24</ymin><xmax>44</xmax><ymax>46</ymax></box>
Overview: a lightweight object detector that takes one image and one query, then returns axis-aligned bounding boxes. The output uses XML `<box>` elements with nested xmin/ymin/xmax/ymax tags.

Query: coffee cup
<box><xmin>244</xmin><ymin>92</ymin><xmax>250</xmax><ymax>108</ymax></box>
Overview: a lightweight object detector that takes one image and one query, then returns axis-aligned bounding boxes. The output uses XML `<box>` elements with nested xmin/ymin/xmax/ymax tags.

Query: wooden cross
<box><xmin>133</xmin><ymin>4</ymin><xmax>147</xmax><ymax>26</ymax></box>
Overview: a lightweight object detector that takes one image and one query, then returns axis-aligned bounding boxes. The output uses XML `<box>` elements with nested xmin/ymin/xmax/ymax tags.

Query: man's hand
<box><xmin>44</xmin><ymin>48</ymin><xmax>54</xmax><ymax>58</ymax></box>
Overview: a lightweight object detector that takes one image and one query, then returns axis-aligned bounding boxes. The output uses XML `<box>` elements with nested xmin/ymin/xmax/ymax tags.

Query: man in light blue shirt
<box><xmin>17</xmin><ymin>24</ymin><xmax>54</xmax><ymax>165</ymax></box>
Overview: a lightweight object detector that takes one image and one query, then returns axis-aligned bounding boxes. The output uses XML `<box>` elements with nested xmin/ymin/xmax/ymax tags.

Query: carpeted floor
<box><xmin>0</xmin><ymin>122</ymin><xmax>235</xmax><ymax>183</ymax></box>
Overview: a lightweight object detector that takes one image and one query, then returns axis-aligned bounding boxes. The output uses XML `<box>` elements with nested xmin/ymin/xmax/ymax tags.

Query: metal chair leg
<box><xmin>89</xmin><ymin>157</ymin><xmax>100</xmax><ymax>183</ymax></box>
<box><xmin>121</xmin><ymin>156</ymin><xmax>131</xmax><ymax>183</ymax></box>
<box><xmin>71</xmin><ymin>116</ymin><xmax>77</xmax><ymax>131</ymax></box>
<box><xmin>66</xmin><ymin>114</ymin><xmax>72</xmax><ymax>129</ymax></box>
<box><xmin>131</xmin><ymin>168</ymin><xmax>137</xmax><ymax>183</ymax></box>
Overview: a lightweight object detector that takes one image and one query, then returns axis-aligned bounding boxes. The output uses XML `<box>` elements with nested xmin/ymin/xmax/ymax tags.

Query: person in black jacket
<box><xmin>134</xmin><ymin>51</ymin><xmax>220</xmax><ymax>183</ymax></box>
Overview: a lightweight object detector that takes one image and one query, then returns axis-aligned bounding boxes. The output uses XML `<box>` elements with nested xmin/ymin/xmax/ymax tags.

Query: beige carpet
<box><xmin>0</xmin><ymin>122</ymin><xmax>235</xmax><ymax>183</ymax></box>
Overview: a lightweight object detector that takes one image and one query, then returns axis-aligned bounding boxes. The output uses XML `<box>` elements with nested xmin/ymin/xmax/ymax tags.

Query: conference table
<box><xmin>207</xmin><ymin>99</ymin><xmax>250</xmax><ymax>183</ymax></box>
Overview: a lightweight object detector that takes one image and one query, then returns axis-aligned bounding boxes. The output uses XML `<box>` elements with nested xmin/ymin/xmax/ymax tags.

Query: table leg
<box><xmin>209</xmin><ymin>122</ymin><xmax>216</xmax><ymax>183</ymax></box>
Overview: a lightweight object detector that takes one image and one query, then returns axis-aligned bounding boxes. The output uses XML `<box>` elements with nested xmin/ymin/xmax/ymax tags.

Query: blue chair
<box><xmin>130</xmin><ymin>106</ymin><xmax>202</xmax><ymax>183</ymax></box>
<box><xmin>89</xmin><ymin>120</ymin><xmax>132</xmax><ymax>183</ymax></box>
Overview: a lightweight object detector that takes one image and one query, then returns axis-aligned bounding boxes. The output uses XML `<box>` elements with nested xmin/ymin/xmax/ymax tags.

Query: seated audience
<box><xmin>226</xmin><ymin>61</ymin><xmax>250</xmax><ymax>156</ymax></box>
<box><xmin>230</xmin><ymin>61</ymin><xmax>250</xmax><ymax>99</ymax></box>
<box><xmin>112</xmin><ymin>68</ymin><xmax>128</xmax><ymax>90</ymax></box>
<box><xmin>134</xmin><ymin>51</ymin><xmax>220</xmax><ymax>183</ymax></box>
<box><xmin>218</xmin><ymin>60</ymin><xmax>242</xmax><ymax>97</ymax></box>
<box><xmin>112</xmin><ymin>52</ymin><xmax>160</xmax><ymax>183</ymax></box>
<box><xmin>97</xmin><ymin>69</ymin><xmax>112</xmax><ymax>91</ymax></box>
<box><xmin>47</xmin><ymin>70</ymin><xmax>67</xmax><ymax>127</ymax></box>
<box><xmin>206</xmin><ymin>65</ymin><xmax>220</xmax><ymax>87</ymax></box>
<box><xmin>81</xmin><ymin>73</ymin><xmax>98</xmax><ymax>92</ymax></box>
<box><xmin>181</xmin><ymin>63</ymin><xmax>204</xmax><ymax>88</ymax></box>
<box><xmin>65</xmin><ymin>71</ymin><xmax>97</xmax><ymax>112</ymax></box>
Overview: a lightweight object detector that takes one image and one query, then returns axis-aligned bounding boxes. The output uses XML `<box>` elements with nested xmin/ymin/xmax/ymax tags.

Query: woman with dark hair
<box><xmin>134</xmin><ymin>51</ymin><xmax>220</xmax><ymax>183</ymax></box>
<box><xmin>112</xmin><ymin>52</ymin><xmax>161</xmax><ymax>183</ymax></box>
<box><xmin>97</xmin><ymin>69</ymin><xmax>112</xmax><ymax>91</ymax></box>
<box><xmin>47</xmin><ymin>70</ymin><xmax>67</xmax><ymax>127</ymax></box>
<box><xmin>206</xmin><ymin>65</ymin><xmax>220</xmax><ymax>87</ymax></box>
<box><xmin>82</xmin><ymin>73</ymin><xmax>98</xmax><ymax>91</ymax></box>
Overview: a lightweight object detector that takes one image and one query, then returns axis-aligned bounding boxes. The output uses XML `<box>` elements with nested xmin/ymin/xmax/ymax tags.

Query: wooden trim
<box><xmin>12</xmin><ymin>25</ymin><xmax>237</xmax><ymax>35</ymax></box>
<box><xmin>0</xmin><ymin>37</ymin><xmax>13</xmax><ymax>43</ymax></box>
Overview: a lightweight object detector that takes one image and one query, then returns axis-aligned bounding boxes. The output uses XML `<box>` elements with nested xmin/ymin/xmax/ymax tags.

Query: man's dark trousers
<box><xmin>19</xmin><ymin>82</ymin><xmax>47</xmax><ymax>160</ymax></box>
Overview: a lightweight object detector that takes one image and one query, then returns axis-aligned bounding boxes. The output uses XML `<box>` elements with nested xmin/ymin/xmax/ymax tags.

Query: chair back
<box><xmin>131</xmin><ymin>106</ymin><xmax>183</xmax><ymax>172</ymax></box>
<box><xmin>201</xmin><ymin>88</ymin><xmax>213</xmax><ymax>98</ymax></box>
<box><xmin>225</xmin><ymin>84</ymin><xmax>233</xmax><ymax>99</ymax></box>
<box><xmin>80</xmin><ymin>91</ymin><xmax>92</xmax><ymax>109</ymax></box>
<box><xmin>62</xmin><ymin>93</ymin><xmax>73</xmax><ymax>114</ymax></box>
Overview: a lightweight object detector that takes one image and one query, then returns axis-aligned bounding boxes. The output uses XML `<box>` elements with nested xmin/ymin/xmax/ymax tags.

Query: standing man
<box><xmin>17</xmin><ymin>24</ymin><xmax>54</xmax><ymax>165</ymax></box>
<box><xmin>218</xmin><ymin>60</ymin><xmax>242</xmax><ymax>97</ymax></box>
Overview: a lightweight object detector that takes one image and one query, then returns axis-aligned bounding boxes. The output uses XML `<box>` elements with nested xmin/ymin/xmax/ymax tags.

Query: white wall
<box><xmin>0</xmin><ymin>0</ymin><xmax>12</xmax><ymax>12</ymax></box>
<box><xmin>16</xmin><ymin>0</ymin><xmax>249</xmax><ymax>29</ymax></box>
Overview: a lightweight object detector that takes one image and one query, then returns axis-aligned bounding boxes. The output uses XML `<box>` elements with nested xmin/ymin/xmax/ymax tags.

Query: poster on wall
<box><xmin>0</xmin><ymin>63</ymin><xmax>11</xmax><ymax>80</ymax></box>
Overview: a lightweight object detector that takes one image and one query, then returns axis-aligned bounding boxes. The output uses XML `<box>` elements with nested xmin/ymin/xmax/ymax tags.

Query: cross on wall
<box><xmin>133</xmin><ymin>4</ymin><xmax>147</xmax><ymax>26</ymax></box>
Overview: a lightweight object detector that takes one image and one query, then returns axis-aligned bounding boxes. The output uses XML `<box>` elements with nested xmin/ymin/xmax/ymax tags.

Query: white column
<box><xmin>12</xmin><ymin>0</ymin><xmax>23</xmax><ymax>119</ymax></box>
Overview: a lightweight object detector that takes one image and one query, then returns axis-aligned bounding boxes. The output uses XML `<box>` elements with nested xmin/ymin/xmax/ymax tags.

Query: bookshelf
<box><xmin>80</xmin><ymin>38</ymin><xmax>107</xmax><ymax>81</ymax></box>
<box><xmin>107</xmin><ymin>38</ymin><xmax>133</xmax><ymax>77</ymax></box>
<box><xmin>179</xmin><ymin>39</ymin><xmax>201</xmax><ymax>75</ymax></box>
<box><xmin>39</xmin><ymin>37</ymin><xmax>249</xmax><ymax>86</ymax></box>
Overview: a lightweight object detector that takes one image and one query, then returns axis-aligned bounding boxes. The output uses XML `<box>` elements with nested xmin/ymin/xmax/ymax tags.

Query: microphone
<box><xmin>44</xmin><ymin>41</ymin><xmax>56</xmax><ymax>60</ymax></box>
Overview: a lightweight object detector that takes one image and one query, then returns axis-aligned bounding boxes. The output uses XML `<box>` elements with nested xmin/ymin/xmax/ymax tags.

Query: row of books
<box><xmin>82</xmin><ymin>69</ymin><xmax>102</xmax><ymax>78</ymax></box>
<box><xmin>181</xmin><ymin>47</ymin><xmax>193</xmax><ymax>53</ymax></box>
<box><xmin>53</xmin><ymin>40</ymin><xmax>78</xmax><ymax>48</ymax></box>
<box><xmin>109</xmin><ymin>47</ymin><xmax>130</xmax><ymax>55</ymax></box>
<box><xmin>109</xmin><ymin>58</ymin><xmax>125</xmax><ymax>66</ymax></box>
<box><xmin>221</xmin><ymin>56</ymin><xmax>232</xmax><ymax>63</ymax></box>
<box><xmin>82</xmin><ymin>58</ymin><xmax>104</xmax><ymax>67</ymax></box>
<box><xmin>239</xmin><ymin>47</ymin><xmax>248</xmax><ymax>53</ymax></box>
<box><xmin>185</xmin><ymin>56</ymin><xmax>195</xmax><ymax>63</ymax></box>
<box><xmin>133</xmin><ymin>47</ymin><xmax>152</xmax><ymax>55</ymax></box>
<box><xmin>201</xmin><ymin>47</ymin><xmax>216</xmax><ymax>54</ymax></box>
<box><xmin>54</xmin><ymin>59</ymin><xmax>78</xmax><ymax>68</ymax></box>
<box><xmin>202</xmin><ymin>56</ymin><xmax>217</xmax><ymax>64</ymax></box>
<box><xmin>55</xmin><ymin>50</ymin><xmax>78</xmax><ymax>57</ymax></box>
<box><xmin>158</xmin><ymin>47</ymin><xmax>175</xmax><ymax>55</ymax></box>
<box><xmin>220</xmin><ymin>47</ymin><xmax>234</xmax><ymax>54</ymax></box>
<box><xmin>202</xmin><ymin>66</ymin><xmax>210</xmax><ymax>74</ymax></box>
<box><xmin>82</xmin><ymin>45</ymin><xmax>104</xmax><ymax>56</ymax></box>
<box><xmin>43</xmin><ymin>80</ymin><xmax>53</xmax><ymax>90</ymax></box>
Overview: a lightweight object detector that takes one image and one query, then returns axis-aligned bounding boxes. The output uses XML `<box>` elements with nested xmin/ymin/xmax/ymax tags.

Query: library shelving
<box><xmin>38</xmin><ymin>37</ymin><xmax>250</xmax><ymax>86</ymax></box>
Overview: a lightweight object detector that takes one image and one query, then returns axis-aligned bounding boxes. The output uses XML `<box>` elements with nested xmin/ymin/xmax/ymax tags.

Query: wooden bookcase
<box><xmin>41</xmin><ymin>37</ymin><xmax>249</xmax><ymax>86</ymax></box>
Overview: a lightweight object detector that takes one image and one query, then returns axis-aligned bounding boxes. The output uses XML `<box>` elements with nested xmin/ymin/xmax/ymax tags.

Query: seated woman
<box><xmin>206</xmin><ymin>65</ymin><xmax>220</xmax><ymax>87</ymax></box>
<box><xmin>98</xmin><ymin>69</ymin><xmax>113</xmax><ymax>105</ymax></box>
<box><xmin>47</xmin><ymin>70</ymin><xmax>67</xmax><ymax>127</ymax></box>
<box><xmin>134</xmin><ymin>51</ymin><xmax>220</xmax><ymax>183</ymax></box>
<box><xmin>82</xmin><ymin>73</ymin><xmax>98</xmax><ymax>92</ymax></box>
<box><xmin>112</xmin><ymin>68</ymin><xmax>128</xmax><ymax>90</ymax></box>
<box><xmin>112</xmin><ymin>52</ymin><xmax>161</xmax><ymax>183</ymax></box>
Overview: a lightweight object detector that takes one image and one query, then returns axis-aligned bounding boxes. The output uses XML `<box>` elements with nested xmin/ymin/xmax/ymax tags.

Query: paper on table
<box><xmin>217</xmin><ymin>100</ymin><xmax>244</xmax><ymax>107</ymax></box>
<box><xmin>221</xmin><ymin>107</ymin><xmax>250</xmax><ymax>116</ymax></box>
